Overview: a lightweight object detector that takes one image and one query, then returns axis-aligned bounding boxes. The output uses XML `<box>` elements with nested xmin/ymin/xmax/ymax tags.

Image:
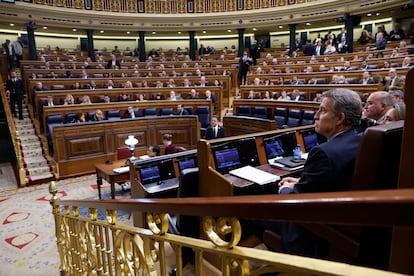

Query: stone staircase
<box><xmin>13</xmin><ymin>102</ymin><xmax>55</xmax><ymax>185</ymax></box>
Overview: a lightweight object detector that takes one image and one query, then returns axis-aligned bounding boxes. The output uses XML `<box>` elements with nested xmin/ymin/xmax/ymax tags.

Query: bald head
<box><xmin>364</xmin><ymin>91</ymin><xmax>394</xmax><ymax>122</ymax></box>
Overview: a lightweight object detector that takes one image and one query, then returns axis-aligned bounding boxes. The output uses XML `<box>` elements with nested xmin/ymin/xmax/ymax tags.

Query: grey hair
<box><xmin>322</xmin><ymin>88</ymin><xmax>363</xmax><ymax>128</ymax></box>
<box><xmin>394</xmin><ymin>102</ymin><xmax>406</xmax><ymax>120</ymax></box>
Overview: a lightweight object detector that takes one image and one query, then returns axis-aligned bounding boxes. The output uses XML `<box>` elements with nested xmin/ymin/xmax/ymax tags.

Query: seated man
<box><xmin>205</xmin><ymin>116</ymin><xmax>226</xmax><ymax>139</ymax></box>
<box><xmin>147</xmin><ymin>145</ymin><xmax>161</xmax><ymax>157</ymax></box>
<box><xmin>246</xmin><ymin>88</ymin><xmax>363</xmax><ymax>257</ymax></box>
<box><xmin>363</xmin><ymin>91</ymin><xmax>394</xmax><ymax>126</ymax></box>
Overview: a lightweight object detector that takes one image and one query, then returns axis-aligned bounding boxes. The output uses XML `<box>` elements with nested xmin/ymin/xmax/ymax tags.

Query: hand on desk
<box><xmin>278</xmin><ymin>177</ymin><xmax>299</xmax><ymax>193</ymax></box>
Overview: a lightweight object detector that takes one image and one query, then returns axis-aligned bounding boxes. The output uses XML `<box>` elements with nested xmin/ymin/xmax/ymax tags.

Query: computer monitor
<box><xmin>262</xmin><ymin>131</ymin><xmax>297</xmax><ymax>159</ymax></box>
<box><xmin>213</xmin><ymin>147</ymin><xmax>241</xmax><ymax>174</ymax></box>
<box><xmin>300</xmin><ymin>129</ymin><xmax>319</xmax><ymax>152</ymax></box>
<box><xmin>177</xmin><ymin>157</ymin><xmax>197</xmax><ymax>172</ymax></box>
<box><xmin>139</xmin><ymin>164</ymin><xmax>161</xmax><ymax>185</ymax></box>
<box><xmin>264</xmin><ymin>138</ymin><xmax>285</xmax><ymax>159</ymax></box>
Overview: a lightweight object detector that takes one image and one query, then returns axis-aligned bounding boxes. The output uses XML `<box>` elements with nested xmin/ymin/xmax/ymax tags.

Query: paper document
<box><xmin>229</xmin><ymin>165</ymin><xmax>280</xmax><ymax>185</ymax></box>
<box><xmin>113</xmin><ymin>167</ymin><xmax>129</xmax><ymax>173</ymax></box>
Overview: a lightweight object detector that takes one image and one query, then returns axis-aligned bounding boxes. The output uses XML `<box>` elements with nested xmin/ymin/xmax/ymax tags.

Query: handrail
<box><xmin>56</xmin><ymin>188</ymin><xmax>414</xmax><ymax>227</ymax></box>
<box><xmin>0</xmin><ymin>78</ymin><xmax>26</xmax><ymax>186</ymax></box>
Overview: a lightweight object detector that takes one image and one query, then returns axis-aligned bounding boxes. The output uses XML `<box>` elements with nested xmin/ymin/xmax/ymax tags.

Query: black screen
<box><xmin>263</xmin><ymin>131</ymin><xmax>297</xmax><ymax>158</ymax></box>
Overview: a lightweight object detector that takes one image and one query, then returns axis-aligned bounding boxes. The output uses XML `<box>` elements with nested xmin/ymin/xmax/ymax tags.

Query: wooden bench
<box><xmin>42</xmin><ymin>100</ymin><xmax>213</xmax><ymax>134</ymax></box>
<box><xmin>51</xmin><ymin>115</ymin><xmax>200</xmax><ymax>178</ymax></box>
<box><xmin>34</xmin><ymin>86</ymin><xmax>222</xmax><ymax>121</ymax></box>
<box><xmin>239</xmin><ymin>84</ymin><xmax>381</xmax><ymax>101</ymax></box>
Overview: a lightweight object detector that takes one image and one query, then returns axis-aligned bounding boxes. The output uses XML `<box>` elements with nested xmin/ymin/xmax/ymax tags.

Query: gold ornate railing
<box><xmin>0</xmin><ymin>77</ymin><xmax>26</xmax><ymax>187</ymax></box>
<box><xmin>32</xmin><ymin>0</ymin><xmax>313</xmax><ymax>13</ymax></box>
<box><xmin>50</xmin><ymin>181</ymin><xmax>414</xmax><ymax>275</ymax></box>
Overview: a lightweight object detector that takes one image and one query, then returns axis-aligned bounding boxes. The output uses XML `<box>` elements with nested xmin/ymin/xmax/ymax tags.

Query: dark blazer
<box><xmin>205</xmin><ymin>125</ymin><xmax>226</xmax><ymax>139</ymax></box>
<box><xmin>106</xmin><ymin>60</ymin><xmax>121</xmax><ymax>69</ymax></box>
<box><xmin>177</xmin><ymin>109</ymin><xmax>189</xmax><ymax>116</ymax></box>
<box><xmin>5</xmin><ymin>78</ymin><xmax>24</xmax><ymax>96</ymax></box>
<box><xmin>280</xmin><ymin>130</ymin><xmax>361</xmax><ymax>194</ymax></box>
<box><xmin>276</xmin><ymin>130</ymin><xmax>361</xmax><ymax>257</ymax></box>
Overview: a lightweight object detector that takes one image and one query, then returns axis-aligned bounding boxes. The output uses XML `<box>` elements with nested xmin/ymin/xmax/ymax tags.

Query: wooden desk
<box><xmin>224</xmin><ymin>164</ymin><xmax>303</xmax><ymax>189</ymax></box>
<box><xmin>95</xmin><ymin>160</ymin><xmax>130</xmax><ymax>199</ymax></box>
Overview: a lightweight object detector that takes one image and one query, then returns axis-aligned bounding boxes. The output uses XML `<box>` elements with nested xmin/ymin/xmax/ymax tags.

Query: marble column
<box><xmin>189</xmin><ymin>31</ymin><xmax>196</xmax><ymax>61</ymax></box>
<box><xmin>289</xmin><ymin>24</ymin><xmax>297</xmax><ymax>55</ymax></box>
<box><xmin>138</xmin><ymin>31</ymin><xmax>146</xmax><ymax>62</ymax></box>
<box><xmin>237</xmin><ymin>28</ymin><xmax>245</xmax><ymax>57</ymax></box>
<box><xmin>86</xmin><ymin>29</ymin><xmax>95</xmax><ymax>62</ymax></box>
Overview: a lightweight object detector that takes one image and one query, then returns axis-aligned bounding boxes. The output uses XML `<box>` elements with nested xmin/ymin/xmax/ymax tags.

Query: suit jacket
<box><xmin>384</xmin><ymin>76</ymin><xmax>404</xmax><ymax>91</ymax></box>
<box><xmin>6</xmin><ymin>78</ymin><xmax>24</xmax><ymax>96</ymax></box>
<box><xmin>280</xmin><ymin>130</ymin><xmax>361</xmax><ymax>195</ymax></box>
<box><xmin>205</xmin><ymin>125</ymin><xmax>226</xmax><ymax>139</ymax></box>
<box><xmin>106</xmin><ymin>60</ymin><xmax>121</xmax><ymax>69</ymax></box>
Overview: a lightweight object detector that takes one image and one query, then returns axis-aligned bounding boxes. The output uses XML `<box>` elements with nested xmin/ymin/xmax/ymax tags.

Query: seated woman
<box><xmin>77</xmin><ymin>112</ymin><xmax>86</xmax><ymax>123</ymax></box>
<box><xmin>63</xmin><ymin>94</ymin><xmax>75</xmax><ymax>105</ymax></box>
<box><xmin>383</xmin><ymin>102</ymin><xmax>406</xmax><ymax>124</ymax></box>
<box><xmin>80</xmin><ymin>95</ymin><xmax>92</xmax><ymax>105</ymax></box>
<box><xmin>92</xmin><ymin>109</ymin><xmax>105</xmax><ymax>121</ymax></box>
<box><xmin>162</xmin><ymin>134</ymin><xmax>187</xmax><ymax>155</ymax></box>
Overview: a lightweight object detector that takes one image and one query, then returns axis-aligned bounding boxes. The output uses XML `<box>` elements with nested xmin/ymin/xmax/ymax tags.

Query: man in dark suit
<box><xmin>176</xmin><ymin>104</ymin><xmax>189</xmax><ymax>116</ymax></box>
<box><xmin>5</xmin><ymin>71</ymin><xmax>25</xmax><ymax>120</ymax></box>
<box><xmin>2</xmin><ymin>39</ymin><xmax>15</xmax><ymax>71</ymax></box>
<box><xmin>238</xmin><ymin>50</ymin><xmax>253</xmax><ymax>86</ymax></box>
<box><xmin>205</xmin><ymin>116</ymin><xmax>226</xmax><ymax>139</ymax></box>
<box><xmin>106</xmin><ymin>54</ymin><xmax>121</xmax><ymax>69</ymax></box>
<box><xmin>275</xmin><ymin>88</ymin><xmax>363</xmax><ymax>256</ymax></box>
<box><xmin>244</xmin><ymin>88</ymin><xmax>363</xmax><ymax>258</ymax></box>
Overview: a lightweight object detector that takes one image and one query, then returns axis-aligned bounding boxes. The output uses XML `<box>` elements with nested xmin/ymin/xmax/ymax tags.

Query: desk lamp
<box><xmin>124</xmin><ymin>135</ymin><xmax>138</xmax><ymax>165</ymax></box>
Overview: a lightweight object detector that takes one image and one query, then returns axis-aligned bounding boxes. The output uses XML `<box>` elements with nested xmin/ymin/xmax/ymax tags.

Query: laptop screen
<box><xmin>213</xmin><ymin>147</ymin><xmax>241</xmax><ymax>174</ymax></box>
<box><xmin>300</xmin><ymin>129</ymin><xmax>319</xmax><ymax>152</ymax></box>
<box><xmin>178</xmin><ymin>156</ymin><xmax>197</xmax><ymax>171</ymax></box>
<box><xmin>139</xmin><ymin>165</ymin><xmax>161</xmax><ymax>185</ymax></box>
<box><xmin>264</xmin><ymin>139</ymin><xmax>285</xmax><ymax>159</ymax></box>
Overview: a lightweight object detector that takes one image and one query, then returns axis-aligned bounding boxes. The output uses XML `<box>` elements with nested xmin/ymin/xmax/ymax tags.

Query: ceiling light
<box><xmin>306</xmin><ymin>22</ymin><xmax>311</xmax><ymax>26</ymax></box>
<box><xmin>279</xmin><ymin>25</ymin><xmax>283</xmax><ymax>29</ymax></box>
<box><xmin>202</xmin><ymin>30</ymin><xmax>206</xmax><ymax>34</ymax></box>
<box><xmin>73</xmin><ymin>28</ymin><xmax>77</xmax><ymax>32</ymax></box>
<box><xmin>177</xmin><ymin>31</ymin><xmax>181</xmax><ymax>34</ymax></box>
<box><xmin>100</xmin><ymin>30</ymin><xmax>104</xmax><ymax>33</ymax></box>
<box><xmin>227</xmin><ymin>29</ymin><xmax>232</xmax><ymax>33</ymax></box>
<box><xmin>253</xmin><ymin>28</ymin><xmax>257</xmax><ymax>31</ymax></box>
<box><xmin>152</xmin><ymin>31</ymin><xmax>156</xmax><ymax>34</ymax></box>
<box><xmin>376</xmin><ymin>12</ymin><xmax>380</xmax><ymax>16</ymax></box>
<box><xmin>367</xmin><ymin>13</ymin><xmax>372</xmax><ymax>17</ymax></box>
<box><xmin>9</xmin><ymin>23</ymin><xmax>14</xmax><ymax>27</ymax></box>
<box><xmin>126</xmin><ymin>31</ymin><xmax>130</xmax><ymax>34</ymax></box>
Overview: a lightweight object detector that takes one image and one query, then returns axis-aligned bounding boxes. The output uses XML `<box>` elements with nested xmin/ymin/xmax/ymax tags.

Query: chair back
<box><xmin>253</xmin><ymin>106</ymin><xmax>269</xmax><ymax>119</ymax></box>
<box><xmin>286</xmin><ymin>109</ymin><xmax>302</xmax><ymax>127</ymax></box>
<box><xmin>238</xmin><ymin>105</ymin><xmax>252</xmax><ymax>117</ymax></box>
<box><xmin>351</xmin><ymin>120</ymin><xmax>404</xmax><ymax>190</ymax></box>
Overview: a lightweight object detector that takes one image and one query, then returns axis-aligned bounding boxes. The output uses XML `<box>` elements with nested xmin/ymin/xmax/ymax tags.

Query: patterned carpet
<box><xmin>0</xmin><ymin>164</ymin><xmax>132</xmax><ymax>276</ymax></box>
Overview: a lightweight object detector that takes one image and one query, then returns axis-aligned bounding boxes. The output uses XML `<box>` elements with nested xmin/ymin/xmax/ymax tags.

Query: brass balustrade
<box><xmin>0</xmin><ymin>77</ymin><xmax>26</xmax><ymax>187</ymax></box>
<box><xmin>50</xmin><ymin>178</ymin><xmax>414</xmax><ymax>275</ymax></box>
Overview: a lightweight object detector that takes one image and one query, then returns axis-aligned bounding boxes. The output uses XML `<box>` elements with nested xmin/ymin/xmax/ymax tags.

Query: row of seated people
<box><xmin>34</xmin><ymin>87</ymin><xmax>220</xmax><ymax>120</ymax></box>
<box><xmin>46</xmin><ymin>105</ymin><xmax>207</xmax><ymax>124</ymax></box>
<box><xmin>25</xmin><ymin>67</ymin><xmax>234</xmax><ymax>80</ymax></box>
<box><xmin>238</xmin><ymin>84</ymin><xmax>380</xmax><ymax>102</ymax></box>
<box><xmin>43</xmin><ymin>100</ymin><xmax>213</xmax><ymax>134</ymax></box>
<box><xmin>28</xmin><ymin>75</ymin><xmax>230</xmax><ymax>93</ymax></box>
<box><xmin>31</xmin><ymin>77</ymin><xmax>224</xmax><ymax>90</ymax></box>
<box><xmin>21</xmin><ymin>58</ymin><xmax>239</xmax><ymax>71</ymax></box>
<box><xmin>40</xmin><ymin>90</ymin><xmax>216</xmax><ymax>106</ymax></box>
<box><xmin>246</xmin><ymin>69</ymin><xmax>402</xmax><ymax>89</ymax></box>
<box><xmin>251</xmin><ymin>55</ymin><xmax>413</xmax><ymax>75</ymax></box>
<box><xmin>259</xmin><ymin>39</ymin><xmax>411</xmax><ymax>60</ymax></box>
<box><xmin>235</xmin><ymin>105</ymin><xmax>316</xmax><ymax>129</ymax></box>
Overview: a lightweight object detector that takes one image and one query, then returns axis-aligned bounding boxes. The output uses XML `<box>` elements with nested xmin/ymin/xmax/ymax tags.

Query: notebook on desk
<box><xmin>229</xmin><ymin>165</ymin><xmax>280</xmax><ymax>185</ymax></box>
<box><xmin>269</xmin><ymin>156</ymin><xmax>305</xmax><ymax>171</ymax></box>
